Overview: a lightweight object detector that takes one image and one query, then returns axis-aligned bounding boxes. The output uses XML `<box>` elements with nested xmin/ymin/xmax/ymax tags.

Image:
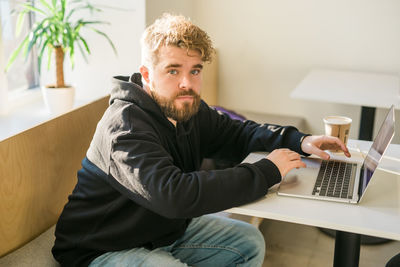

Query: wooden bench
<box><xmin>0</xmin><ymin>96</ymin><xmax>109</xmax><ymax>266</ymax></box>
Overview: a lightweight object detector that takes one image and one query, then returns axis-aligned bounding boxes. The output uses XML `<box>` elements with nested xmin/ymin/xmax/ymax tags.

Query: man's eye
<box><xmin>191</xmin><ymin>69</ymin><xmax>201</xmax><ymax>75</ymax></box>
<box><xmin>168</xmin><ymin>69</ymin><xmax>178</xmax><ymax>75</ymax></box>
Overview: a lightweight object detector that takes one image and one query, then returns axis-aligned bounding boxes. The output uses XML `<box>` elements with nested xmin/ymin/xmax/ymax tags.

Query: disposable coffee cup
<box><xmin>323</xmin><ymin>116</ymin><xmax>352</xmax><ymax>152</ymax></box>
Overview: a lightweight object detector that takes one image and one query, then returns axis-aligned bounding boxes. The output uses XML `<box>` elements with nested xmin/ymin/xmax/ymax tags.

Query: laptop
<box><xmin>276</xmin><ymin>105</ymin><xmax>395</xmax><ymax>204</ymax></box>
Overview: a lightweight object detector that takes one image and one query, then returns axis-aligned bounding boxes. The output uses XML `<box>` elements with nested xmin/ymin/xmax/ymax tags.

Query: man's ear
<box><xmin>139</xmin><ymin>65</ymin><xmax>150</xmax><ymax>84</ymax></box>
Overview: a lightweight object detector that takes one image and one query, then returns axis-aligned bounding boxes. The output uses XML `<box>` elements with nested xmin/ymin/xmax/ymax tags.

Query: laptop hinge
<box><xmin>357</xmin><ymin>165</ymin><xmax>365</xmax><ymax>201</ymax></box>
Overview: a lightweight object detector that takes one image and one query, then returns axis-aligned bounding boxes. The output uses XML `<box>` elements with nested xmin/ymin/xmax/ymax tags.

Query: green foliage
<box><xmin>6</xmin><ymin>0</ymin><xmax>117</xmax><ymax>73</ymax></box>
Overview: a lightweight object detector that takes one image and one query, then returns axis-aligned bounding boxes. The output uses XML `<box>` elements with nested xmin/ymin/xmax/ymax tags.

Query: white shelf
<box><xmin>0</xmin><ymin>94</ymin><xmax>104</xmax><ymax>142</ymax></box>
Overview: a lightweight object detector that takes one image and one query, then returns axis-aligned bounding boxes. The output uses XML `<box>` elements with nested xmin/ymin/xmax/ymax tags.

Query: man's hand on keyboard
<box><xmin>300</xmin><ymin>135</ymin><xmax>351</xmax><ymax>160</ymax></box>
<box><xmin>266</xmin><ymin>149</ymin><xmax>306</xmax><ymax>177</ymax></box>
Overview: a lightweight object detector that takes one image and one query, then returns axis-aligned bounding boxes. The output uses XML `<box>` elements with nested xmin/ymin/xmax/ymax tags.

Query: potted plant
<box><xmin>6</xmin><ymin>0</ymin><xmax>117</xmax><ymax>115</ymax></box>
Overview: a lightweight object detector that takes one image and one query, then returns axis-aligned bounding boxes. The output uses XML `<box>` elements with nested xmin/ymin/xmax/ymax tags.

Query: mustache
<box><xmin>175</xmin><ymin>90</ymin><xmax>199</xmax><ymax>98</ymax></box>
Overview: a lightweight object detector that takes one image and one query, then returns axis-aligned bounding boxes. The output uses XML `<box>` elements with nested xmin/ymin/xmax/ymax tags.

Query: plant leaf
<box><xmin>65</xmin><ymin>3</ymin><xmax>91</xmax><ymax>21</ymax></box>
<box><xmin>88</xmin><ymin>27</ymin><xmax>118</xmax><ymax>56</ymax></box>
<box><xmin>21</xmin><ymin>3</ymin><xmax>46</xmax><ymax>16</ymax></box>
<box><xmin>78</xmin><ymin>20</ymin><xmax>110</xmax><ymax>27</ymax></box>
<box><xmin>77</xmin><ymin>35</ymin><xmax>90</xmax><ymax>54</ymax></box>
<box><xmin>15</xmin><ymin>10</ymin><xmax>29</xmax><ymax>36</ymax></box>
<box><xmin>60</xmin><ymin>0</ymin><xmax>66</xmax><ymax>20</ymax></box>
<box><xmin>39</xmin><ymin>0</ymin><xmax>55</xmax><ymax>14</ymax></box>
<box><xmin>24</xmin><ymin>19</ymin><xmax>49</xmax><ymax>58</ymax></box>
<box><xmin>37</xmin><ymin>38</ymin><xmax>51</xmax><ymax>74</ymax></box>
<box><xmin>65</xmin><ymin>24</ymin><xmax>76</xmax><ymax>68</ymax></box>
<box><xmin>5</xmin><ymin>35</ymin><xmax>29</xmax><ymax>72</ymax></box>
<box><xmin>76</xmin><ymin>41</ymin><xmax>89</xmax><ymax>64</ymax></box>
<box><xmin>47</xmin><ymin>45</ymin><xmax>53</xmax><ymax>70</ymax></box>
<box><xmin>69</xmin><ymin>47</ymin><xmax>75</xmax><ymax>69</ymax></box>
<box><xmin>83</xmin><ymin>20</ymin><xmax>110</xmax><ymax>25</ymax></box>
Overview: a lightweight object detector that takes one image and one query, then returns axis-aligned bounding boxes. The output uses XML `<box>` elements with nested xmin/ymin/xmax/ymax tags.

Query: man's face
<box><xmin>144</xmin><ymin>46</ymin><xmax>203</xmax><ymax>122</ymax></box>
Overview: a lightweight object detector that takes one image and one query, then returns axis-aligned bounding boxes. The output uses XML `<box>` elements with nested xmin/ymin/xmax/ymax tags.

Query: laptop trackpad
<box><xmin>278</xmin><ymin>158</ymin><xmax>321</xmax><ymax>196</ymax></box>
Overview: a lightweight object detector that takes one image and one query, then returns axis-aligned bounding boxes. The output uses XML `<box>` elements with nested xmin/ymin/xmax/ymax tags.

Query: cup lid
<box><xmin>323</xmin><ymin>116</ymin><xmax>352</xmax><ymax>125</ymax></box>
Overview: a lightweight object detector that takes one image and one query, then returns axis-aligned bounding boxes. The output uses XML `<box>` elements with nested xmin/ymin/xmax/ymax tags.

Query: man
<box><xmin>52</xmin><ymin>13</ymin><xmax>350</xmax><ymax>267</ymax></box>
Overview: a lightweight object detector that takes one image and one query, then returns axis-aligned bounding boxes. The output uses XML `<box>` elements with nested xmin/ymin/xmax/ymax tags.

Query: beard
<box><xmin>150</xmin><ymin>85</ymin><xmax>201</xmax><ymax>122</ymax></box>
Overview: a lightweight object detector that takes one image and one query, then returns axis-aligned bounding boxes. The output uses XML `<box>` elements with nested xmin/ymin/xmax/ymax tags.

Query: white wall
<box><xmin>0</xmin><ymin>35</ymin><xmax>7</xmax><ymax>115</ymax></box>
<box><xmin>41</xmin><ymin>0</ymin><xmax>145</xmax><ymax>102</ymax></box>
<box><xmin>148</xmin><ymin>0</ymin><xmax>400</xmax><ymax>143</ymax></box>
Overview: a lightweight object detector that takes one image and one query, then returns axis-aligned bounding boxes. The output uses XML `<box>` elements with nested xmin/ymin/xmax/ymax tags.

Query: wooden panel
<box><xmin>0</xmin><ymin>96</ymin><xmax>109</xmax><ymax>257</ymax></box>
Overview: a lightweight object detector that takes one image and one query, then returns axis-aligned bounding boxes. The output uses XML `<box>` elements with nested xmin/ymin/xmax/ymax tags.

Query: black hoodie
<box><xmin>52</xmin><ymin>73</ymin><xmax>309</xmax><ymax>266</ymax></box>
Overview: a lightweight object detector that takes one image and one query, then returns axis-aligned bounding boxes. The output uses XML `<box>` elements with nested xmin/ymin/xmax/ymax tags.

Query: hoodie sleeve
<box><xmin>197</xmin><ymin>102</ymin><xmax>309</xmax><ymax>162</ymax></box>
<box><xmin>107</xmin><ymin>119</ymin><xmax>281</xmax><ymax>220</ymax></box>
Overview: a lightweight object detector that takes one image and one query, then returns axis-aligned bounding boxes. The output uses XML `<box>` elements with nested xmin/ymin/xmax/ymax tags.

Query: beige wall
<box><xmin>146</xmin><ymin>0</ymin><xmax>193</xmax><ymax>26</ymax></box>
<box><xmin>146</xmin><ymin>0</ymin><xmax>400</xmax><ymax>143</ymax></box>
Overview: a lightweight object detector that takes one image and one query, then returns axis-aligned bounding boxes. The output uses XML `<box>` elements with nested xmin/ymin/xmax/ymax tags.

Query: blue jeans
<box><xmin>89</xmin><ymin>214</ymin><xmax>265</xmax><ymax>267</ymax></box>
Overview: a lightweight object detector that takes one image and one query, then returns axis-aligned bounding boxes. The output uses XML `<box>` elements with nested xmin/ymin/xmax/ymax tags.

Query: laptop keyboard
<box><xmin>312</xmin><ymin>160</ymin><xmax>357</xmax><ymax>199</ymax></box>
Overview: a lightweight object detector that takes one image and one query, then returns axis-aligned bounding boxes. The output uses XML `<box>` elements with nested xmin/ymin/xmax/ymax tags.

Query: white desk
<box><xmin>291</xmin><ymin>69</ymin><xmax>400</xmax><ymax>140</ymax></box>
<box><xmin>291</xmin><ymin>69</ymin><xmax>400</xmax><ymax>109</ymax></box>
<box><xmin>226</xmin><ymin>139</ymin><xmax>400</xmax><ymax>267</ymax></box>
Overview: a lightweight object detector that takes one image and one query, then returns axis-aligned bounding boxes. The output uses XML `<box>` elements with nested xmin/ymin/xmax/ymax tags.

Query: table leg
<box><xmin>358</xmin><ymin>106</ymin><xmax>376</xmax><ymax>141</ymax></box>
<box><xmin>333</xmin><ymin>231</ymin><xmax>361</xmax><ymax>267</ymax></box>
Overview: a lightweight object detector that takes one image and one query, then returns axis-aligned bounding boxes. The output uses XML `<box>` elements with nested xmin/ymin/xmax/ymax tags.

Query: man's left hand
<box><xmin>301</xmin><ymin>135</ymin><xmax>351</xmax><ymax>160</ymax></box>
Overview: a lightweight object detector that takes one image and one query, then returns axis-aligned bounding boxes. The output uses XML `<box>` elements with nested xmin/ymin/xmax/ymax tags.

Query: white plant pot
<box><xmin>42</xmin><ymin>85</ymin><xmax>75</xmax><ymax>116</ymax></box>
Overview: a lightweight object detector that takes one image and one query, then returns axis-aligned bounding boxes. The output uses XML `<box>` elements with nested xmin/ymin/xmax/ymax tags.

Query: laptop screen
<box><xmin>360</xmin><ymin>105</ymin><xmax>395</xmax><ymax>196</ymax></box>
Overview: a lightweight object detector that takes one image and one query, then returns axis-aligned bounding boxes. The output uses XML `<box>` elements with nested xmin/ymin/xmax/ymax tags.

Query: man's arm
<box><xmin>107</xmin><ymin>130</ymin><xmax>280</xmax><ymax>219</ymax></box>
<box><xmin>198</xmin><ymin>102</ymin><xmax>309</xmax><ymax>162</ymax></box>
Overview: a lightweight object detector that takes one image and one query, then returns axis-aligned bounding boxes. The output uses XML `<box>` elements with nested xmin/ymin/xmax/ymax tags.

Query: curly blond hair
<box><xmin>141</xmin><ymin>13</ymin><xmax>214</xmax><ymax>67</ymax></box>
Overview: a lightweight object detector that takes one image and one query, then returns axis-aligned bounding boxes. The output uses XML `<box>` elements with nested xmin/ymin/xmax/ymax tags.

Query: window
<box><xmin>0</xmin><ymin>0</ymin><xmax>39</xmax><ymax>94</ymax></box>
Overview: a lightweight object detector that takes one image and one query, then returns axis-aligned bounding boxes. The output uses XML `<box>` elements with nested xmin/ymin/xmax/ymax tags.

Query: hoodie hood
<box><xmin>110</xmin><ymin>73</ymin><xmax>166</xmax><ymax>119</ymax></box>
<box><xmin>109</xmin><ymin>73</ymin><xmax>195</xmax><ymax>134</ymax></box>
<box><xmin>110</xmin><ymin>73</ymin><xmax>151</xmax><ymax>106</ymax></box>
